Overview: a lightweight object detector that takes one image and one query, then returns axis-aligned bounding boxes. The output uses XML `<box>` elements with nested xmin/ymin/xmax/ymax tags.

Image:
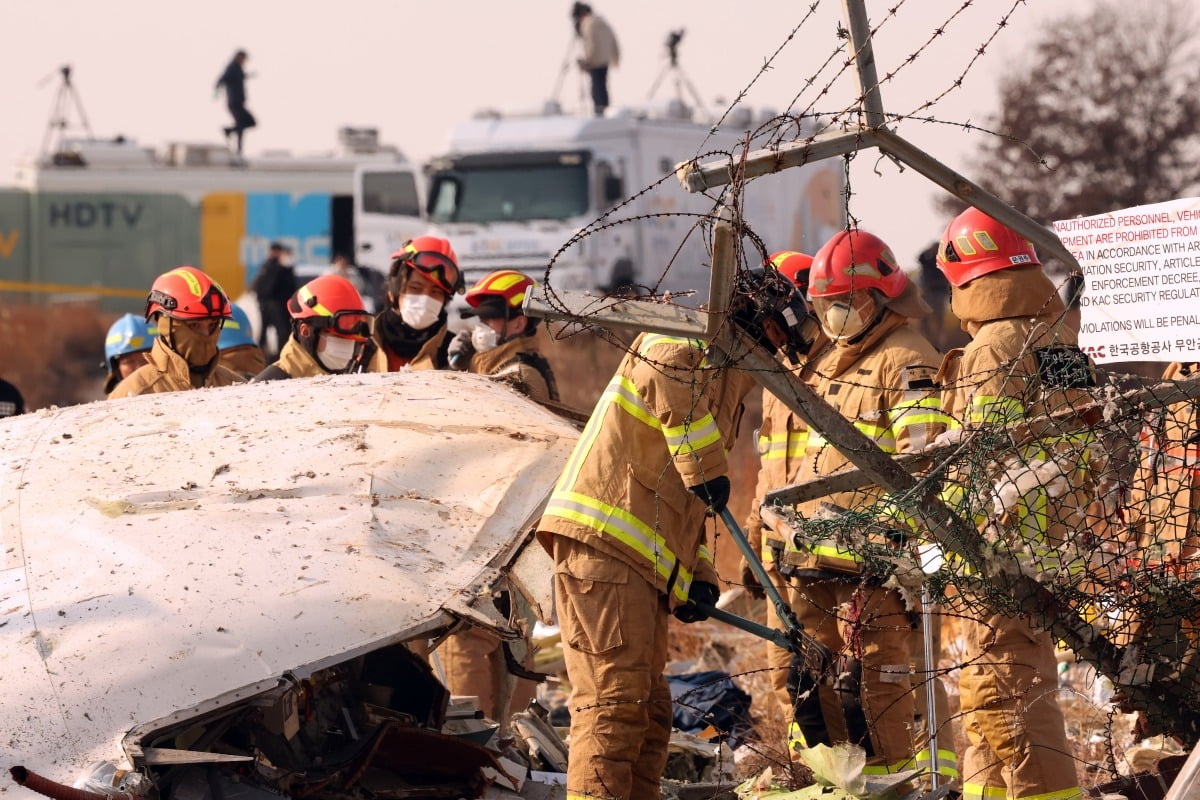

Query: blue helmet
<box><xmin>220</xmin><ymin>303</ymin><xmax>257</xmax><ymax>349</ymax></box>
<box><xmin>105</xmin><ymin>313</ymin><xmax>156</xmax><ymax>367</ymax></box>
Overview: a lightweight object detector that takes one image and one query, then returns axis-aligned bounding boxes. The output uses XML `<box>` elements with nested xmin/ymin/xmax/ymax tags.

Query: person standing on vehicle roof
<box><xmin>536</xmin><ymin>267</ymin><xmax>814</xmax><ymax>800</ymax></box>
<box><xmin>253</xmin><ymin>274</ymin><xmax>371</xmax><ymax>382</ymax></box>
<box><xmin>252</xmin><ymin>242</ymin><xmax>296</xmax><ymax>359</ymax></box>
<box><xmin>217</xmin><ymin>303</ymin><xmax>267</xmax><ymax>379</ymax></box>
<box><xmin>109</xmin><ymin>266</ymin><xmax>243</xmax><ymax>397</ymax></box>
<box><xmin>366</xmin><ymin>235</ymin><xmax>463</xmax><ymax>372</ymax></box>
<box><xmin>782</xmin><ymin>230</ymin><xmax>951</xmax><ymax>779</ymax></box>
<box><xmin>102</xmin><ymin>313</ymin><xmax>157</xmax><ymax>396</ymax></box>
<box><xmin>448</xmin><ymin>270</ymin><xmax>559</xmax><ymax>402</ymax></box>
<box><xmin>571</xmin><ymin>3</ymin><xmax>619</xmax><ymax>117</ymax></box>
<box><xmin>935</xmin><ymin>208</ymin><xmax>1102</xmax><ymax>800</ymax></box>
<box><xmin>215</xmin><ymin>49</ymin><xmax>256</xmax><ymax>157</ymax></box>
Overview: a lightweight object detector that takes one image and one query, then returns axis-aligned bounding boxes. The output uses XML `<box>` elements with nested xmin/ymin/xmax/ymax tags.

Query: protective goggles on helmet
<box><xmin>404</xmin><ymin>251</ymin><xmax>463</xmax><ymax>295</ymax></box>
<box><xmin>312</xmin><ymin>310</ymin><xmax>370</xmax><ymax>340</ymax></box>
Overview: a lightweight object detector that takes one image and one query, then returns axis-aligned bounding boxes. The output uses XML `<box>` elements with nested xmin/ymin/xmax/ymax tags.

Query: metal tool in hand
<box><xmin>705</xmin><ymin>506</ymin><xmax>832</xmax><ymax>673</ymax></box>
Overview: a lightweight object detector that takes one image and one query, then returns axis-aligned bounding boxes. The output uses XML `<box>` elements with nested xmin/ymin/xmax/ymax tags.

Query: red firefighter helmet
<box><xmin>464</xmin><ymin>270</ymin><xmax>535</xmax><ymax>318</ymax></box>
<box><xmin>936</xmin><ymin>207</ymin><xmax>1041</xmax><ymax>287</ymax></box>
<box><xmin>388</xmin><ymin>235</ymin><xmax>463</xmax><ymax>296</ymax></box>
<box><xmin>145</xmin><ymin>266</ymin><xmax>232</xmax><ymax>321</ymax></box>
<box><xmin>808</xmin><ymin>230</ymin><xmax>909</xmax><ymax>299</ymax></box>
<box><xmin>287</xmin><ymin>274</ymin><xmax>370</xmax><ymax>340</ymax></box>
<box><xmin>768</xmin><ymin>251</ymin><xmax>814</xmax><ymax>294</ymax></box>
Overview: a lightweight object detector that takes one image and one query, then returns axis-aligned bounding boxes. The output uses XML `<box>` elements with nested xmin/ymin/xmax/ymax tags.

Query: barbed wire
<box><xmin>531</xmin><ymin>0</ymin><xmax>1200</xmax><ymax>789</ymax></box>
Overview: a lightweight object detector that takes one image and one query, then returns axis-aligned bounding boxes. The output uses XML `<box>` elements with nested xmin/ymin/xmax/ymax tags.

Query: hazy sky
<box><xmin>0</xmin><ymin>0</ymin><xmax>1092</xmax><ymax>266</ymax></box>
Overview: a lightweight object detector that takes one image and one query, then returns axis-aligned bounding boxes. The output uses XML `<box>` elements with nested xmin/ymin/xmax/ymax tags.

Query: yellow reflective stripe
<box><xmin>298</xmin><ymin>285</ymin><xmax>333</xmax><ymax>317</ymax></box>
<box><xmin>556</xmin><ymin>375</ymin><xmax>623</xmax><ymax>491</ymax></box>
<box><xmin>663</xmin><ymin>413</ymin><xmax>720</xmax><ymax>455</ymax></box>
<box><xmin>810</xmin><ymin>543</ymin><xmax>862</xmax><ymax>564</ymax></box>
<box><xmin>969</xmin><ymin>395</ymin><xmax>1025</xmax><ymax>425</ymax></box>
<box><xmin>545</xmin><ymin>490</ymin><xmax>692</xmax><ymax>602</ymax></box>
<box><xmin>912</xmin><ymin>748</ymin><xmax>960</xmax><ymax>779</ymax></box>
<box><xmin>962</xmin><ymin>783</ymin><xmax>1083</xmax><ymax>800</ymax></box>
<box><xmin>612</xmin><ymin>376</ymin><xmax>661</xmax><ymax>430</ymax></box>
<box><xmin>638</xmin><ymin>334</ymin><xmax>705</xmax><ymax>355</ymax></box>
<box><xmin>698</xmin><ymin>544</ymin><xmax>714</xmax><ymax>563</ymax></box>
<box><xmin>787</xmin><ymin>721</ymin><xmax>808</xmax><ymax>750</ymax></box>
<box><xmin>877</xmin><ymin>494</ymin><xmax>922</xmax><ymax>532</ymax></box>
<box><xmin>760</xmin><ymin>431</ymin><xmax>808</xmax><ymax>459</ymax></box>
<box><xmin>862</xmin><ymin>757</ymin><xmax>920</xmax><ymax>775</ymax></box>
<box><xmin>810</xmin><ymin>429</ymin><xmax>895</xmax><ymax>452</ymax></box>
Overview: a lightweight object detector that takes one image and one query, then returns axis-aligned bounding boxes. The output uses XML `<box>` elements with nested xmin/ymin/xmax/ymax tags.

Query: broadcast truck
<box><xmin>2</xmin><ymin>127</ymin><xmax>424</xmax><ymax>311</ymax></box>
<box><xmin>354</xmin><ymin>101</ymin><xmax>846</xmax><ymax>300</ymax></box>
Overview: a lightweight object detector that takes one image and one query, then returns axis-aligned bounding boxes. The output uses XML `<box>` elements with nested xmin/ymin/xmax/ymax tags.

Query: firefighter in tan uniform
<box><xmin>438</xmin><ymin>270</ymin><xmax>557</xmax><ymax>720</ymax></box>
<box><xmin>251</xmin><ymin>274</ymin><xmax>372</xmax><ymax>382</ymax></box>
<box><xmin>782</xmin><ymin>230</ymin><xmax>949</xmax><ymax>776</ymax></box>
<box><xmin>741</xmin><ymin>251</ymin><xmax>825</xmax><ymax>722</ymax></box>
<box><xmin>109</xmin><ymin>266</ymin><xmax>244</xmax><ymax>398</ymax></box>
<box><xmin>366</xmin><ymin>235</ymin><xmax>461</xmax><ymax>372</ymax></box>
<box><xmin>102</xmin><ymin>314</ymin><xmax>156</xmax><ymax>396</ymax></box>
<box><xmin>935</xmin><ymin>207</ymin><xmax>1097</xmax><ymax>800</ymax></box>
<box><xmin>218</xmin><ymin>303</ymin><xmax>268</xmax><ymax>379</ymax></box>
<box><xmin>448</xmin><ymin>270</ymin><xmax>559</xmax><ymax>403</ymax></box>
<box><xmin>537</xmin><ymin>269</ymin><xmax>814</xmax><ymax>800</ymax></box>
<box><xmin>1124</xmin><ymin>361</ymin><xmax>1200</xmax><ymax>666</ymax></box>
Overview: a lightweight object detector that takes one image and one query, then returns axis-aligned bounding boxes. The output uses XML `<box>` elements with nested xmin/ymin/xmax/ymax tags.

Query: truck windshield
<box><xmin>429</xmin><ymin>163</ymin><xmax>588</xmax><ymax>223</ymax></box>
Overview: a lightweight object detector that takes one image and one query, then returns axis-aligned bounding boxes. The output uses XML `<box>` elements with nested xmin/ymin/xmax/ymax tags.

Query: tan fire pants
<box><xmin>762</xmin><ymin>564</ymin><xmax>795</xmax><ymax>722</ymax></box>
<box><xmin>790</xmin><ymin>576</ymin><xmax>916</xmax><ymax>771</ymax></box>
<box><xmin>554</xmin><ymin>536</ymin><xmax>672</xmax><ymax>800</ymax></box>
<box><xmin>959</xmin><ymin>605</ymin><xmax>1082</xmax><ymax>800</ymax></box>
<box><xmin>438</xmin><ymin>626</ymin><xmax>537</xmax><ymax>722</ymax></box>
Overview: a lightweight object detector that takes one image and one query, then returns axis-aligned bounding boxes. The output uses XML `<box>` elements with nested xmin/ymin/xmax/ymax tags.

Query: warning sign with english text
<box><xmin>1054</xmin><ymin>197</ymin><xmax>1200</xmax><ymax>364</ymax></box>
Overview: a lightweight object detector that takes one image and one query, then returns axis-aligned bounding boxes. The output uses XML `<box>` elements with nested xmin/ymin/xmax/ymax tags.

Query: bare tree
<box><xmin>943</xmin><ymin>1</ymin><xmax>1200</xmax><ymax>223</ymax></box>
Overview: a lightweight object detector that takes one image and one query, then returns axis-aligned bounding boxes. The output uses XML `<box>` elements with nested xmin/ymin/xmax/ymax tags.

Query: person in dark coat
<box><xmin>252</xmin><ymin>242</ymin><xmax>296</xmax><ymax>358</ymax></box>
<box><xmin>0</xmin><ymin>378</ymin><xmax>24</xmax><ymax>418</ymax></box>
<box><xmin>215</xmin><ymin>49</ymin><xmax>256</xmax><ymax>156</ymax></box>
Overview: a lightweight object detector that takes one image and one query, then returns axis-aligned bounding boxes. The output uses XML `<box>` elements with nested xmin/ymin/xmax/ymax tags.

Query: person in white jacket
<box><xmin>571</xmin><ymin>3</ymin><xmax>619</xmax><ymax>116</ymax></box>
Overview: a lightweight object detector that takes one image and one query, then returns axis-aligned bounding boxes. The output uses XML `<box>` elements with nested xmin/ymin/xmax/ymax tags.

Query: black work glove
<box><xmin>447</xmin><ymin>330</ymin><xmax>475</xmax><ymax>372</ymax></box>
<box><xmin>673</xmin><ymin>580</ymin><xmax>719</xmax><ymax>624</ymax></box>
<box><xmin>688</xmin><ymin>475</ymin><xmax>730</xmax><ymax>514</ymax></box>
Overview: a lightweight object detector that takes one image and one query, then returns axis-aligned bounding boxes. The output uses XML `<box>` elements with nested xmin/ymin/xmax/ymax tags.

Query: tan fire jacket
<box><xmin>108</xmin><ymin>338</ymin><xmax>244</xmax><ymax>398</ymax></box>
<box><xmin>537</xmin><ymin>333</ymin><xmax>756</xmax><ymax>607</ymax></box>
<box><xmin>469</xmin><ymin>333</ymin><xmax>558</xmax><ymax>403</ymax></box>
<box><xmin>262</xmin><ymin>337</ymin><xmax>326</xmax><ymax>380</ymax></box>
<box><xmin>744</xmin><ymin>338</ymin><xmax>831</xmax><ymax>568</ymax></box>
<box><xmin>791</xmin><ymin>313</ymin><xmax>946</xmax><ymax>576</ymax></box>
<box><xmin>219</xmin><ymin>344</ymin><xmax>267</xmax><ymax>380</ymax></box>
<box><xmin>937</xmin><ymin>268</ymin><xmax>1103</xmax><ymax>577</ymax></box>
<box><xmin>366</xmin><ymin>325</ymin><xmax>450</xmax><ymax>372</ymax></box>
<box><xmin>1127</xmin><ymin>361</ymin><xmax>1200</xmax><ymax>571</ymax></box>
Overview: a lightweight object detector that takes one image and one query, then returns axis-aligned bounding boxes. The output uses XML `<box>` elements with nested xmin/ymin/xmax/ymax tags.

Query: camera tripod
<box><xmin>646</xmin><ymin>29</ymin><xmax>707</xmax><ymax>115</ymax></box>
<box><xmin>40</xmin><ymin>65</ymin><xmax>94</xmax><ymax>160</ymax></box>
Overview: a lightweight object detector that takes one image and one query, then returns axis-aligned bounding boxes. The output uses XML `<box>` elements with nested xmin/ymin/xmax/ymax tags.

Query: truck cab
<box><xmin>353</xmin><ymin>104</ymin><xmax>846</xmax><ymax>301</ymax></box>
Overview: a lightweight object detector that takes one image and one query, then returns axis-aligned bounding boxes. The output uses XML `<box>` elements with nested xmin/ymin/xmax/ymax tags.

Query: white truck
<box><xmin>354</xmin><ymin>102</ymin><xmax>846</xmax><ymax>300</ymax></box>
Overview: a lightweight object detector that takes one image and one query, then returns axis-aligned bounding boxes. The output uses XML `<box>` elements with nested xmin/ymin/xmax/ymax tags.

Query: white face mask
<box><xmin>814</xmin><ymin>293</ymin><xmax>880</xmax><ymax>342</ymax></box>
<box><xmin>399</xmin><ymin>293</ymin><xmax>443</xmax><ymax>330</ymax></box>
<box><xmin>471</xmin><ymin>323</ymin><xmax>500</xmax><ymax>352</ymax></box>
<box><xmin>317</xmin><ymin>333</ymin><xmax>358</xmax><ymax>373</ymax></box>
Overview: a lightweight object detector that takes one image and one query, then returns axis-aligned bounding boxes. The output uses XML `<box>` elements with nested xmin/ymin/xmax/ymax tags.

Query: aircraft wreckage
<box><xmin>1</xmin><ymin>371</ymin><xmax>578</xmax><ymax>800</ymax></box>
